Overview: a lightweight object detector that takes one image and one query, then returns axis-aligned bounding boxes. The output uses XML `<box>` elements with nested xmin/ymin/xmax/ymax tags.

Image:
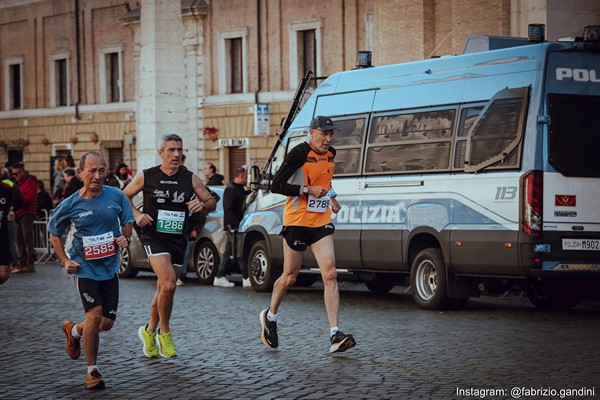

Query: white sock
<box><xmin>87</xmin><ymin>365</ymin><xmax>99</xmax><ymax>373</ymax></box>
<box><xmin>267</xmin><ymin>310</ymin><xmax>277</xmax><ymax>322</ymax></box>
<box><xmin>71</xmin><ymin>324</ymin><xmax>81</xmax><ymax>339</ymax></box>
<box><xmin>330</xmin><ymin>326</ymin><xmax>339</xmax><ymax>337</ymax></box>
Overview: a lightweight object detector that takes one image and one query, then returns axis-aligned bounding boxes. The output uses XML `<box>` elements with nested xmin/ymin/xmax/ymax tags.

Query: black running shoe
<box><xmin>260</xmin><ymin>309</ymin><xmax>278</xmax><ymax>348</ymax></box>
<box><xmin>329</xmin><ymin>330</ymin><xmax>356</xmax><ymax>353</ymax></box>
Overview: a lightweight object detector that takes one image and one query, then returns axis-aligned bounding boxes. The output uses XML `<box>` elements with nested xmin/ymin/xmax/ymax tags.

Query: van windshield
<box><xmin>547</xmin><ymin>93</ymin><xmax>600</xmax><ymax>177</ymax></box>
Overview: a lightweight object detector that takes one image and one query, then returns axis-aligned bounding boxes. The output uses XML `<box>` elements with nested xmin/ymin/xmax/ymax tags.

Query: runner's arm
<box><xmin>271</xmin><ymin>143</ymin><xmax>309</xmax><ymax>196</ymax></box>
<box><xmin>190</xmin><ymin>174</ymin><xmax>217</xmax><ymax>213</ymax></box>
<box><xmin>122</xmin><ymin>172</ymin><xmax>153</xmax><ymax>227</ymax></box>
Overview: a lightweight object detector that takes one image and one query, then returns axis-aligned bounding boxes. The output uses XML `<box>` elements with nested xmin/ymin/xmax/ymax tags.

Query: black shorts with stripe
<box><xmin>140</xmin><ymin>233</ymin><xmax>186</xmax><ymax>267</ymax></box>
<box><xmin>76</xmin><ymin>275</ymin><xmax>119</xmax><ymax>320</ymax></box>
<box><xmin>280</xmin><ymin>224</ymin><xmax>335</xmax><ymax>252</ymax></box>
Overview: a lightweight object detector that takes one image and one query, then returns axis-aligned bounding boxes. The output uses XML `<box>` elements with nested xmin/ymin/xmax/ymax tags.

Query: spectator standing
<box><xmin>62</xmin><ymin>168</ymin><xmax>83</xmax><ymax>199</ymax></box>
<box><xmin>1</xmin><ymin>167</ymin><xmax>22</xmax><ymax>272</ymax></box>
<box><xmin>213</xmin><ymin>166</ymin><xmax>251</xmax><ymax>288</ymax></box>
<box><xmin>52</xmin><ymin>156</ymin><xmax>67</xmax><ymax>205</ymax></box>
<box><xmin>115</xmin><ymin>163</ymin><xmax>133</xmax><ymax>190</ymax></box>
<box><xmin>36</xmin><ymin>180</ymin><xmax>53</xmax><ymax>220</ymax></box>
<box><xmin>0</xmin><ymin>179</ymin><xmax>14</xmax><ymax>285</ymax></box>
<box><xmin>11</xmin><ymin>162</ymin><xmax>38</xmax><ymax>273</ymax></box>
<box><xmin>65</xmin><ymin>154</ymin><xmax>75</xmax><ymax>168</ymax></box>
<box><xmin>203</xmin><ymin>163</ymin><xmax>224</xmax><ymax>186</ymax></box>
<box><xmin>104</xmin><ymin>169</ymin><xmax>120</xmax><ymax>187</ymax></box>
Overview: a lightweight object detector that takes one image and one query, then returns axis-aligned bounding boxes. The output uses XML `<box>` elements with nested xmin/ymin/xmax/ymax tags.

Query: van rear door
<box><xmin>542</xmin><ymin>50</ymin><xmax>600</xmax><ymax>270</ymax></box>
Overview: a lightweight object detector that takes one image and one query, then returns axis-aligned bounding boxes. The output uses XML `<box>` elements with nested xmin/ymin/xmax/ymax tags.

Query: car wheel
<box><xmin>522</xmin><ymin>280</ymin><xmax>582</xmax><ymax>310</ymax></box>
<box><xmin>195</xmin><ymin>240</ymin><xmax>220</xmax><ymax>284</ymax></box>
<box><xmin>365</xmin><ymin>279</ymin><xmax>395</xmax><ymax>294</ymax></box>
<box><xmin>410</xmin><ymin>247</ymin><xmax>450</xmax><ymax>310</ymax></box>
<box><xmin>119</xmin><ymin>246</ymin><xmax>139</xmax><ymax>278</ymax></box>
<box><xmin>248</xmin><ymin>240</ymin><xmax>276</xmax><ymax>292</ymax></box>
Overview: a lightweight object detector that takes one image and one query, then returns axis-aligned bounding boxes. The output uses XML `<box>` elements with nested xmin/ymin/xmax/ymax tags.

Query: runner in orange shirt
<box><xmin>260</xmin><ymin>116</ymin><xmax>356</xmax><ymax>353</ymax></box>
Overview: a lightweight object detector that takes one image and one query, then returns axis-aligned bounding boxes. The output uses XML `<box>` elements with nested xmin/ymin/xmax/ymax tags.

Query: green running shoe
<box><xmin>157</xmin><ymin>331</ymin><xmax>177</xmax><ymax>358</ymax></box>
<box><xmin>138</xmin><ymin>324</ymin><xmax>158</xmax><ymax>358</ymax></box>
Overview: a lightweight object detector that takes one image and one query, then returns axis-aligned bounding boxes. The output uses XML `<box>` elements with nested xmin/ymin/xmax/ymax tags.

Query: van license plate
<box><xmin>562</xmin><ymin>239</ymin><xmax>600</xmax><ymax>250</ymax></box>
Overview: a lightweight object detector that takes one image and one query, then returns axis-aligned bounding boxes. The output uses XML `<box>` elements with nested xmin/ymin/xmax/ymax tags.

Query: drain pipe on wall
<box><xmin>254</xmin><ymin>0</ymin><xmax>261</xmax><ymax>105</ymax></box>
<box><xmin>74</xmin><ymin>0</ymin><xmax>82</xmax><ymax>120</ymax></box>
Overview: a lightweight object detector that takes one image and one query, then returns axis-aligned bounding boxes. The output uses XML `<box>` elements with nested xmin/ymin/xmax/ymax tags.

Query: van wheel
<box><xmin>248</xmin><ymin>240</ymin><xmax>275</xmax><ymax>292</ymax></box>
<box><xmin>119</xmin><ymin>246</ymin><xmax>138</xmax><ymax>278</ymax></box>
<box><xmin>523</xmin><ymin>280</ymin><xmax>582</xmax><ymax>310</ymax></box>
<box><xmin>195</xmin><ymin>241</ymin><xmax>220</xmax><ymax>284</ymax></box>
<box><xmin>410</xmin><ymin>248</ymin><xmax>450</xmax><ymax>310</ymax></box>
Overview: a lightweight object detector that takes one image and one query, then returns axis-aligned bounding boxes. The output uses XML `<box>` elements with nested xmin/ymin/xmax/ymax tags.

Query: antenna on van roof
<box><xmin>428</xmin><ymin>21</ymin><xmax>461</xmax><ymax>58</ymax></box>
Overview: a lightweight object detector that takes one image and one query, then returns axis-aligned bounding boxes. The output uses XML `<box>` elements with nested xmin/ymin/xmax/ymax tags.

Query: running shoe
<box><xmin>242</xmin><ymin>278</ymin><xmax>252</xmax><ymax>288</ymax></box>
<box><xmin>259</xmin><ymin>309</ymin><xmax>278</xmax><ymax>348</ymax></box>
<box><xmin>157</xmin><ymin>331</ymin><xmax>177</xmax><ymax>358</ymax></box>
<box><xmin>213</xmin><ymin>276</ymin><xmax>234</xmax><ymax>287</ymax></box>
<box><xmin>329</xmin><ymin>331</ymin><xmax>356</xmax><ymax>353</ymax></box>
<box><xmin>19</xmin><ymin>264</ymin><xmax>35</xmax><ymax>273</ymax></box>
<box><xmin>137</xmin><ymin>324</ymin><xmax>158</xmax><ymax>358</ymax></box>
<box><xmin>85</xmin><ymin>368</ymin><xmax>105</xmax><ymax>390</ymax></box>
<box><xmin>62</xmin><ymin>320</ymin><xmax>81</xmax><ymax>360</ymax></box>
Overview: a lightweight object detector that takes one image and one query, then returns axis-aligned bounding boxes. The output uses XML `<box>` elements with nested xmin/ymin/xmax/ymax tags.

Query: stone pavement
<box><xmin>0</xmin><ymin>262</ymin><xmax>599</xmax><ymax>400</ymax></box>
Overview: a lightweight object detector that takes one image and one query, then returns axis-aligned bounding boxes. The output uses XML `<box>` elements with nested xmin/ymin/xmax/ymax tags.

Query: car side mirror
<box><xmin>249</xmin><ymin>165</ymin><xmax>261</xmax><ymax>191</ymax></box>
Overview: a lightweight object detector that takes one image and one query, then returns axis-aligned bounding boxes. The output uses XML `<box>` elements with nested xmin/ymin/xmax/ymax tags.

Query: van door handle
<box><xmin>364</xmin><ymin>180</ymin><xmax>424</xmax><ymax>188</ymax></box>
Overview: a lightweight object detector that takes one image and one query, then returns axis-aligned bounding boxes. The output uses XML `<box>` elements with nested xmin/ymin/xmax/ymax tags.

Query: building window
<box><xmin>218</xmin><ymin>28</ymin><xmax>249</xmax><ymax>95</ymax></box>
<box><xmin>365</xmin><ymin>12</ymin><xmax>374</xmax><ymax>51</ymax></box>
<box><xmin>50</xmin><ymin>53</ymin><xmax>71</xmax><ymax>108</ymax></box>
<box><xmin>99</xmin><ymin>45</ymin><xmax>123</xmax><ymax>103</ymax></box>
<box><xmin>229</xmin><ymin>38</ymin><xmax>243</xmax><ymax>93</ymax></box>
<box><xmin>289</xmin><ymin>20</ymin><xmax>321</xmax><ymax>89</ymax></box>
<box><xmin>4</xmin><ymin>57</ymin><xmax>23</xmax><ymax>110</ymax></box>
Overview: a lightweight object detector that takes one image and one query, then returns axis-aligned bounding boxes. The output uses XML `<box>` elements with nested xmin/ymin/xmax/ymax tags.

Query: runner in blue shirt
<box><xmin>49</xmin><ymin>151</ymin><xmax>134</xmax><ymax>390</ymax></box>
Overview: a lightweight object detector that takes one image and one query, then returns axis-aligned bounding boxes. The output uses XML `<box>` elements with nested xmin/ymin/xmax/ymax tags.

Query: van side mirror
<box><xmin>249</xmin><ymin>165</ymin><xmax>261</xmax><ymax>191</ymax></box>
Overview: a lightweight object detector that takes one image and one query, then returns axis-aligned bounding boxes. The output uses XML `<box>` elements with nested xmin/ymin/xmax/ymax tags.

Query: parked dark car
<box><xmin>119</xmin><ymin>187</ymin><xmax>234</xmax><ymax>284</ymax></box>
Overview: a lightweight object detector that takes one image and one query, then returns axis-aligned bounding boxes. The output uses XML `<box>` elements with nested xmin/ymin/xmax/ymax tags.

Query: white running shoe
<box><xmin>176</xmin><ymin>278</ymin><xmax>184</xmax><ymax>286</ymax></box>
<box><xmin>242</xmin><ymin>278</ymin><xmax>252</xmax><ymax>288</ymax></box>
<box><xmin>213</xmin><ymin>276</ymin><xmax>234</xmax><ymax>287</ymax></box>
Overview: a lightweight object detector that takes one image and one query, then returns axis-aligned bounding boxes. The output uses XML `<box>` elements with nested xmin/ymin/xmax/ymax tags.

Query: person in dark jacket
<box><xmin>62</xmin><ymin>168</ymin><xmax>83</xmax><ymax>199</ymax></box>
<box><xmin>213</xmin><ymin>166</ymin><xmax>250</xmax><ymax>288</ymax></box>
<box><xmin>203</xmin><ymin>163</ymin><xmax>225</xmax><ymax>186</ymax></box>
<box><xmin>11</xmin><ymin>162</ymin><xmax>38</xmax><ymax>273</ymax></box>
<box><xmin>36</xmin><ymin>180</ymin><xmax>53</xmax><ymax>219</ymax></box>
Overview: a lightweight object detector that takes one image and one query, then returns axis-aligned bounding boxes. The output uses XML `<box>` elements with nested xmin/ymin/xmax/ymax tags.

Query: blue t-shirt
<box><xmin>48</xmin><ymin>185</ymin><xmax>135</xmax><ymax>280</ymax></box>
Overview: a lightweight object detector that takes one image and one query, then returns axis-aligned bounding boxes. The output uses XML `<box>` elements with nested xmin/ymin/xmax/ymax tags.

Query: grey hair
<box><xmin>159</xmin><ymin>134</ymin><xmax>183</xmax><ymax>151</ymax></box>
<box><xmin>79</xmin><ymin>151</ymin><xmax>107</xmax><ymax>170</ymax></box>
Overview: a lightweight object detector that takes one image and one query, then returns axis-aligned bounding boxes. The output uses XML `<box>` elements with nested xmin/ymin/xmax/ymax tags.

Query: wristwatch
<box><xmin>302</xmin><ymin>186</ymin><xmax>309</xmax><ymax>195</ymax></box>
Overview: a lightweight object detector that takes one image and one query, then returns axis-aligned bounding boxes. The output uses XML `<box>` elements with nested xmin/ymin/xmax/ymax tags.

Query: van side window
<box><xmin>366</xmin><ymin>109</ymin><xmax>455</xmax><ymax>173</ymax></box>
<box><xmin>465</xmin><ymin>87</ymin><xmax>529</xmax><ymax>172</ymax></box>
<box><xmin>332</xmin><ymin>116</ymin><xmax>367</xmax><ymax>175</ymax></box>
<box><xmin>453</xmin><ymin>106</ymin><xmax>484</xmax><ymax>169</ymax></box>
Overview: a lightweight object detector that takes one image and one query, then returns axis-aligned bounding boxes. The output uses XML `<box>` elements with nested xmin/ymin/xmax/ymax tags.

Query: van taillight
<box><xmin>522</xmin><ymin>170</ymin><xmax>543</xmax><ymax>238</ymax></box>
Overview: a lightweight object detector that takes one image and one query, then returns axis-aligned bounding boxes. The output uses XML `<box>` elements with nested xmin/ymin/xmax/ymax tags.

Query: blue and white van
<box><xmin>240</xmin><ymin>26</ymin><xmax>600</xmax><ymax>310</ymax></box>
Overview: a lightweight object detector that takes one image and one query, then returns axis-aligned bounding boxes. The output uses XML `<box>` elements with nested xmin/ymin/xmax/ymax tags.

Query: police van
<box><xmin>239</xmin><ymin>25</ymin><xmax>600</xmax><ymax>310</ymax></box>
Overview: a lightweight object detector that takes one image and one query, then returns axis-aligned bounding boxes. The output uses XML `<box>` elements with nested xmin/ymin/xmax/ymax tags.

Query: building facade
<box><xmin>0</xmin><ymin>0</ymin><xmax>598</xmax><ymax>187</ymax></box>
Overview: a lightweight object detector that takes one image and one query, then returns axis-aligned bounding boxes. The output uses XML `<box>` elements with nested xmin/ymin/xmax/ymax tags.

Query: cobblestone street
<box><xmin>0</xmin><ymin>263</ymin><xmax>598</xmax><ymax>399</ymax></box>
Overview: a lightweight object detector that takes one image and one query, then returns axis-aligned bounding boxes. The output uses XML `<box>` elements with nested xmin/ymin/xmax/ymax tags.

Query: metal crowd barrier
<box><xmin>34</xmin><ymin>210</ymin><xmax>56</xmax><ymax>263</ymax></box>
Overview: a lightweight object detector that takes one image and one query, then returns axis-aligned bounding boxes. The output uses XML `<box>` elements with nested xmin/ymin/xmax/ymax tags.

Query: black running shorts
<box><xmin>280</xmin><ymin>224</ymin><xmax>335</xmax><ymax>252</ymax></box>
<box><xmin>75</xmin><ymin>275</ymin><xmax>119</xmax><ymax>320</ymax></box>
<box><xmin>0</xmin><ymin>233</ymin><xmax>10</xmax><ymax>265</ymax></box>
<box><xmin>140</xmin><ymin>233</ymin><xmax>186</xmax><ymax>267</ymax></box>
